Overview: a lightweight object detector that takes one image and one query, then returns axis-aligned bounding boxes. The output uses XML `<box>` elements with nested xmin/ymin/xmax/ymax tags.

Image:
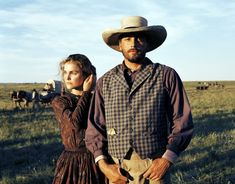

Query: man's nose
<box><xmin>129</xmin><ymin>38</ymin><xmax>138</xmax><ymax>48</ymax></box>
<box><xmin>133</xmin><ymin>37</ymin><xmax>140</xmax><ymax>46</ymax></box>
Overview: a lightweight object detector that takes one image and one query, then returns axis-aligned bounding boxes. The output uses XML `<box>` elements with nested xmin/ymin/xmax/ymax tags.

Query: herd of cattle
<box><xmin>9</xmin><ymin>80</ymin><xmax>62</xmax><ymax>109</ymax></box>
<box><xmin>196</xmin><ymin>82</ymin><xmax>225</xmax><ymax>90</ymax></box>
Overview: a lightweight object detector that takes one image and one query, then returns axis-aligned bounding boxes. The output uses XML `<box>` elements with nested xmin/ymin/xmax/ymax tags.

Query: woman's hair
<box><xmin>59</xmin><ymin>54</ymin><xmax>96</xmax><ymax>82</ymax></box>
<box><xmin>59</xmin><ymin>54</ymin><xmax>96</xmax><ymax>94</ymax></box>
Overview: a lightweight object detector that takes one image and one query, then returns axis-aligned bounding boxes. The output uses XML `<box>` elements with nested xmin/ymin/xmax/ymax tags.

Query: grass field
<box><xmin>0</xmin><ymin>81</ymin><xmax>234</xmax><ymax>184</ymax></box>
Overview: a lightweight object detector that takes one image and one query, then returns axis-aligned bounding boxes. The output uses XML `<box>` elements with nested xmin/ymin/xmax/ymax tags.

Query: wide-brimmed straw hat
<box><xmin>102</xmin><ymin>16</ymin><xmax>167</xmax><ymax>52</ymax></box>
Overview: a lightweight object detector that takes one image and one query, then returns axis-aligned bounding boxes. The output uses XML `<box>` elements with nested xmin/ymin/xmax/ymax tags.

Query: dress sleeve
<box><xmin>85</xmin><ymin>78</ymin><xmax>108</xmax><ymax>159</ymax></box>
<box><xmin>52</xmin><ymin>92</ymin><xmax>92</xmax><ymax>130</ymax></box>
<box><xmin>164</xmin><ymin>67</ymin><xmax>194</xmax><ymax>156</ymax></box>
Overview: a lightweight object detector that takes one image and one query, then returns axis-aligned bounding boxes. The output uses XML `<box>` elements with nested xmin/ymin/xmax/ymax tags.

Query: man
<box><xmin>85</xmin><ymin>16</ymin><xmax>193</xmax><ymax>184</ymax></box>
<box><xmin>32</xmin><ymin>89</ymin><xmax>40</xmax><ymax>111</ymax></box>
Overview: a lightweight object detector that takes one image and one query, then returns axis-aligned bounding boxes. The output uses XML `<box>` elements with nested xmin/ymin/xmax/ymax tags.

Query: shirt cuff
<box><xmin>162</xmin><ymin>149</ymin><xmax>178</xmax><ymax>164</ymax></box>
<box><xmin>95</xmin><ymin>155</ymin><xmax>107</xmax><ymax>164</ymax></box>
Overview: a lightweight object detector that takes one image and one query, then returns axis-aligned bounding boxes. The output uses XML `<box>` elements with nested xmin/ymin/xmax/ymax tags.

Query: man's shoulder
<box><xmin>154</xmin><ymin>62</ymin><xmax>174</xmax><ymax>71</ymax></box>
<box><xmin>151</xmin><ymin>62</ymin><xmax>181</xmax><ymax>83</ymax></box>
<box><xmin>100</xmin><ymin>65</ymin><xmax>121</xmax><ymax>79</ymax></box>
<box><xmin>96</xmin><ymin>64</ymin><xmax>121</xmax><ymax>86</ymax></box>
<box><xmin>153</xmin><ymin>62</ymin><xmax>177</xmax><ymax>75</ymax></box>
<box><xmin>146</xmin><ymin>57</ymin><xmax>173</xmax><ymax>72</ymax></box>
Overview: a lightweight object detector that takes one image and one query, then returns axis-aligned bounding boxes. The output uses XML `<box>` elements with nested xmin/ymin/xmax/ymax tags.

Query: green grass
<box><xmin>0</xmin><ymin>81</ymin><xmax>235</xmax><ymax>184</ymax></box>
<box><xmin>0</xmin><ymin>107</ymin><xmax>61</xmax><ymax>184</ymax></box>
<box><xmin>171</xmin><ymin>81</ymin><xmax>235</xmax><ymax>184</ymax></box>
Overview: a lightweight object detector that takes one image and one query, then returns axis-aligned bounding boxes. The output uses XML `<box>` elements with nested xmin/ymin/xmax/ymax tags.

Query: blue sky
<box><xmin>0</xmin><ymin>0</ymin><xmax>234</xmax><ymax>83</ymax></box>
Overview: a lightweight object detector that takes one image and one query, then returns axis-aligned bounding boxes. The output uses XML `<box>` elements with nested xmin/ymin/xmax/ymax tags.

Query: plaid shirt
<box><xmin>85</xmin><ymin>58</ymin><xmax>193</xmax><ymax>160</ymax></box>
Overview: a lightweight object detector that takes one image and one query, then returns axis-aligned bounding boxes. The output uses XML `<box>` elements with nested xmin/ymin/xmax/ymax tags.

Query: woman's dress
<box><xmin>52</xmin><ymin>92</ymin><xmax>103</xmax><ymax>184</ymax></box>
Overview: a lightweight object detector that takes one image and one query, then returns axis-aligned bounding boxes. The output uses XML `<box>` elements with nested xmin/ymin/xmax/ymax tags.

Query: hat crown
<box><xmin>121</xmin><ymin>16</ymin><xmax>148</xmax><ymax>29</ymax></box>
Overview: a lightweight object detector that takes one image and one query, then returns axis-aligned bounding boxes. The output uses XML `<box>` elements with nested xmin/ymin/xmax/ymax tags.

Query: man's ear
<box><xmin>118</xmin><ymin>40</ymin><xmax>122</xmax><ymax>51</ymax></box>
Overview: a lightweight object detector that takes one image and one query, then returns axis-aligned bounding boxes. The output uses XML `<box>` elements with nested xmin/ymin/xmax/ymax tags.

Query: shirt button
<box><xmin>129</xmin><ymin>139</ymin><xmax>133</xmax><ymax>145</ymax></box>
<box><xmin>126</xmin><ymin>103</ymin><xmax>132</xmax><ymax>110</ymax></box>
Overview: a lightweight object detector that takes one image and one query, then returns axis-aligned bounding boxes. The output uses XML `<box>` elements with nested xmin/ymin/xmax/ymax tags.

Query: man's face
<box><xmin>119</xmin><ymin>33</ymin><xmax>148</xmax><ymax>63</ymax></box>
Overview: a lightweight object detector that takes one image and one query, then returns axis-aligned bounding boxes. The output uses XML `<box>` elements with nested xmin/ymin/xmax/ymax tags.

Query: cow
<box><xmin>10</xmin><ymin>90</ymin><xmax>32</xmax><ymax>109</ymax></box>
<box><xmin>38</xmin><ymin>90</ymin><xmax>59</xmax><ymax>105</ymax></box>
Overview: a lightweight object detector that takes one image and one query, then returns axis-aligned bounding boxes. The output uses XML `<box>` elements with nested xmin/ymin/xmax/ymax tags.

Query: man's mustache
<box><xmin>128</xmin><ymin>48</ymin><xmax>141</xmax><ymax>53</ymax></box>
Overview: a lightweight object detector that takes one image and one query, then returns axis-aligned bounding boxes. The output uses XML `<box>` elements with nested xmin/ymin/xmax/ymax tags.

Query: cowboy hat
<box><xmin>102</xmin><ymin>16</ymin><xmax>167</xmax><ymax>52</ymax></box>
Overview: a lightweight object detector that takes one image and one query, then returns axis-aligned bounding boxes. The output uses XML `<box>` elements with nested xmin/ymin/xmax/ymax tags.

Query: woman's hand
<box><xmin>83</xmin><ymin>74</ymin><xmax>96</xmax><ymax>92</ymax></box>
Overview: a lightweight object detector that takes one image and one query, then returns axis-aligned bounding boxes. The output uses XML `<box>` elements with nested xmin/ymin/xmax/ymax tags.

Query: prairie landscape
<box><xmin>0</xmin><ymin>81</ymin><xmax>234</xmax><ymax>184</ymax></box>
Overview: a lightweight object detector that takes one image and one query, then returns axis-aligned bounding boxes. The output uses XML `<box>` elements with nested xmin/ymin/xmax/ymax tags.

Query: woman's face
<box><xmin>63</xmin><ymin>62</ymin><xmax>84</xmax><ymax>90</ymax></box>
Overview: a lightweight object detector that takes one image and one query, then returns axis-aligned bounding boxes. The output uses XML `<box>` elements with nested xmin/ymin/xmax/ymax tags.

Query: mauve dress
<box><xmin>51</xmin><ymin>92</ymin><xmax>104</xmax><ymax>184</ymax></box>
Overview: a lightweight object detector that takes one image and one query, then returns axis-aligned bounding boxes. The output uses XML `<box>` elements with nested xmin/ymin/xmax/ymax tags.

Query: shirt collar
<box><xmin>121</xmin><ymin>57</ymin><xmax>153</xmax><ymax>73</ymax></box>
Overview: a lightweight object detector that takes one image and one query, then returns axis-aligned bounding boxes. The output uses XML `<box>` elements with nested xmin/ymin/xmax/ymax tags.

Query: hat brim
<box><xmin>102</xmin><ymin>26</ymin><xmax>167</xmax><ymax>52</ymax></box>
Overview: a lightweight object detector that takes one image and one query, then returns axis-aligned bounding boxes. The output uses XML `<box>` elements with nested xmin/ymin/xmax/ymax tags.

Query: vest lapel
<box><xmin>130</xmin><ymin>64</ymin><xmax>153</xmax><ymax>95</ymax></box>
<box><xmin>113</xmin><ymin>66</ymin><xmax>129</xmax><ymax>89</ymax></box>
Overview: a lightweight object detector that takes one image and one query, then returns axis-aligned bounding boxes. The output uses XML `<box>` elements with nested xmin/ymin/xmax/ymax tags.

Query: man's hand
<box><xmin>98</xmin><ymin>159</ymin><xmax>128</xmax><ymax>184</ymax></box>
<box><xmin>143</xmin><ymin>157</ymin><xmax>172</xmax><ymax>181</ymax></box>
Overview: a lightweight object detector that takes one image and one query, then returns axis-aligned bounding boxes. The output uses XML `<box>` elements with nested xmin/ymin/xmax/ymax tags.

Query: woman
<box><xmin>52</xmin><ymin>54</ymin><xmax>103</xmax><ymax>184</ymax></box>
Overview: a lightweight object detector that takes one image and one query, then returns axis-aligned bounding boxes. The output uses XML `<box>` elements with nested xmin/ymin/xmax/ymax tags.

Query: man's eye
<box><xmin>138</xmin><ymin>38</ymin><xmax>145</xmax><ymax>43</ymax></box>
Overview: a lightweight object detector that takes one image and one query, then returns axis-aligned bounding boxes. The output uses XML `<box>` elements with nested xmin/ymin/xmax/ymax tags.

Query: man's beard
<box><xmin>122</xmin><ymin>49</ymin><xmax>146</xmax><ymax>64</ymax></box>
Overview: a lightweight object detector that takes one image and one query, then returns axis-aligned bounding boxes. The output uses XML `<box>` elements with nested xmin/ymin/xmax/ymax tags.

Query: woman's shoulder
<box><xmin>52</xmin><ymin>93</ymin><xmax>74</xmax><ymax>106</ymax></box>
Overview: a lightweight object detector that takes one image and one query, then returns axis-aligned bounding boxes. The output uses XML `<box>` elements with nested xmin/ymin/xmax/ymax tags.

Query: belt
<box><xmin>123</xmin><ymin>148</ymin><xmax>166</xmax><ymax>160</ymax></box>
